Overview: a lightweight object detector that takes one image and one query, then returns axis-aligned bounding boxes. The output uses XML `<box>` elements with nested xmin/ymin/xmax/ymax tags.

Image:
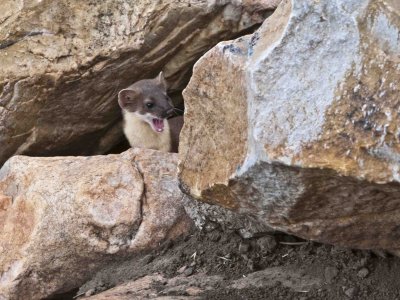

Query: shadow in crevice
<box><xmin>45</xmin><ymin>288</ymin><xmax>79</xmax><ymax>300</ymax></box>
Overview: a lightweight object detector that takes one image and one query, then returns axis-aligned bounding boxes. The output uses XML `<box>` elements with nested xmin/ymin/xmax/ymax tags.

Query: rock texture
<box><xmin>180</xmin><ymin>0</ymin><xmax>400</xmax><ymax>250</ymax></box>
<box><xmin>0</xmin><ymin>149</ymin><xmax>191</xmax><ymax>300</ymax></box>
<box><xmin>82</xmin><ymin>273</ymin><xmax>221</xmax><ymax>300</ymax></box>
<box><xmin>82</xmin><ymin>268</ymin><xmax>320</xmax><ymax>299</ymax></box>
<box><xmin>0</xmin><ymin>0</ymin><xmax>280</xmax><ymax>166</ymax></box>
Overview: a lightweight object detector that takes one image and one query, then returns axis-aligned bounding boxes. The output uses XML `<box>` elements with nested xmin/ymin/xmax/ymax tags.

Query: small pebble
<box><xmin>177</xmin><ymin>266</ymin><xmax>187</xmax><ymax>274</ymax></box>
<box><xmin>357</xmin><ymin>267</ymin><xmax>369</xmax><ymax>278</ymax></box>
<box><xmin>344</xmin><ymin>287</ymin><xmax>357</xmax><ymax>298</ymax></box>
<box><xmin>324</xmin><ymin>266</ymin><xmax>339</xmax><ymax>283</ymax></box>
<box><xmin>239</xmin><ymin>229</ymin><xmax>254</xmax><ymax>239</ymax></box>
<box><xmin>239</xmin><ymin>243</ymin><xmax>250</xmax><ymax>253</ymax></box>
<box><xmin>256</xmin><ymin>235</ymin><xmax>277</xmax><ymax>252</ymax></box>
<box><xmin>184</xmin><ymin>267</ymin><xmax>194</xmax><ymax>276</ymax></box>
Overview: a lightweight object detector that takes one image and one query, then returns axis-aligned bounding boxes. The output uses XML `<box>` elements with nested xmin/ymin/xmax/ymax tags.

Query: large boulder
<box><xmin>0</xmin><ymin>0</ymin><xmax>280</xmax><ymax>166</ymax></box>
<box><xmin>0</xmin><ymin>149</ymin><xmax>192</xmax><ymax>300</ymax></box>
<box><xmin>179</xmin><ymin>0</ymin><xmax>400</xmax><ymax>250</ymax></box>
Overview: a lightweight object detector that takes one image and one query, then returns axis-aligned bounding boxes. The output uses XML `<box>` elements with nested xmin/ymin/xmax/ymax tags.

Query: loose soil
<box><xmin>74</xmin><ymin>225</ymin><xmax>400</xmax><ymax>300</ymax></box>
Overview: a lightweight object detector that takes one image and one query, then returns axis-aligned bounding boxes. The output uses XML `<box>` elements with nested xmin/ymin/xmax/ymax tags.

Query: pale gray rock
<box><xmin>179</xmin><ymin>0</ymin><xmax>400</xmax><ymax>250</ymax></box>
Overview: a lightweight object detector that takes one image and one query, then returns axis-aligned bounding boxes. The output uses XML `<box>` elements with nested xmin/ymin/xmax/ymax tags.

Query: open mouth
<box><xmin>152</xmin><ymin>118</ymin><xmax>164</xmax><ymax>133</ymax></box>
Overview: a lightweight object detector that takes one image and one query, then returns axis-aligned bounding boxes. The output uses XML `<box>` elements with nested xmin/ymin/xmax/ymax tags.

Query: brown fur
<box><xmin>118</xmin><ymin>72</ymin><xmax>183</xmax><ymax>153</ymax></box>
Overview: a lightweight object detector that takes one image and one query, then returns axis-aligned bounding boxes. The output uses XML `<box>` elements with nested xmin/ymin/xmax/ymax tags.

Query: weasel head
<box><xmin>118</xmin><ymin>72</ymin><xmax>175</xmax><ymax>133</ymax></box>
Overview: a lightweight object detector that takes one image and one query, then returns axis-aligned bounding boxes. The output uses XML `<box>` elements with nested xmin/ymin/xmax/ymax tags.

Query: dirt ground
<box><xmin>62</xmin><ymin>223</ymin><xmax>400</xmax><ymax>300</ymax></box>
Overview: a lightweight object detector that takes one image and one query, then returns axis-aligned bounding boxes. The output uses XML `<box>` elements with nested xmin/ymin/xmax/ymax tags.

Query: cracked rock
<box><xmin>0</xmin><ymin>0</ymin><xmax>279</xmax><ymax>166</ymax></box>
<box><xmin>0</xmin><ymin>148</ymin><xmax>192</xmax><ymax>300</ymax></box>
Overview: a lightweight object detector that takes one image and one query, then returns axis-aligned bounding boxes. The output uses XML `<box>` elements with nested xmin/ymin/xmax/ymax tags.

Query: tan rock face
<box><xmin>181</xmin><ymin>35</ymin><xmax>249</xmax><ymax>209</ymax></box>
<box><xmin>179</xmin><ymin>0</ymin><xmax>400</xmax><ymax>250</ymax></box>
<box><xmin>0</xmin><ymin>149</ymin><xmax>192</xmax><ymax>300</ymax></box>
<box><xmin>0</xmin><ymin>0</ymin><xmax>280</xmax><ymax>166</ymax></box>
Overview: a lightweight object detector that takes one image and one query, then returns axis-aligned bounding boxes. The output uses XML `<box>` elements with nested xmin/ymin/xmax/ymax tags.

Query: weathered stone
<box><xmin>0</xmin><ymin>149</ymin><xmax>192</xmax><ymax>300</ymax></box>
<box><xmin>357</xmin><ymin>267</ymin><xmax>370</xmax><ymax>279</ymax></box>
<box><xmin>324</xmin><ymin>267</ymin><xmax>339</xmax><ymax>283</ymax></box>
<box><xmin>182</xmin><ymin>192</ymin><xmax>274</xmax><ymax>238</ymax></box>
<box><xmin>0</xmin><ymin>0</ymin><xmax>280</xmax><ymax>166</ymax></box>
<box><xmin>82</xmin><ymin>273</ymin><xmax>221</xmax><ymax>300</ymax></box>
<box><xmin>83</xmin><ymin>267</ymin><xmax>321</xmax><ymax>299</ymax></box>
<box><xmin>179</xmin><ymin>0</ymin><xmax>400</xmax><ymax>250</ymax></box>
<box><xmin>229</xmin><ymin>267</ymin><xmax>321</xmax><ymax>291</ymax></box>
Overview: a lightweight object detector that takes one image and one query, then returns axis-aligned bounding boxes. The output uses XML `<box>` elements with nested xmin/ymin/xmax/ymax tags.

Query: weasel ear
<box><xmin>118</xmin><ymin>88</ymin><xmax>139</xmax><ymax>111</ymax></box>
<box><xmin>155</xmin><ymin>71</ymin><xmax>168</xmax><ymax>91</ymax></box>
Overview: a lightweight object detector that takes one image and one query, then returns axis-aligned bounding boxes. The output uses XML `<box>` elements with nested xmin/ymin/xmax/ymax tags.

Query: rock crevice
<box><xmin>0</xmin><ymin>0</ymin><xmax>278</xmax><ymax>166</ymax></box>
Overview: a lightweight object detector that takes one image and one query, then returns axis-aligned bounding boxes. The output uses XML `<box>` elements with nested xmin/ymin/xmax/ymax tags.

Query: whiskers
<box><xmin>168</xmin><ymin>107</ymin><xmax>184</xmax><ymax>117</ymax></box>
<box><xmin>173</xmin><ymin>107</ymin><xmax>184</xmax><ymax>114</ymax></box>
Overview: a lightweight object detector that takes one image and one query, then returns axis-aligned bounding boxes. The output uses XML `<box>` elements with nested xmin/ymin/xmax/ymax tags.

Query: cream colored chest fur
<box><xmin>123</xmin><ymin>112</ymin><xmax>171</xmax><ymax>152</ymax></box>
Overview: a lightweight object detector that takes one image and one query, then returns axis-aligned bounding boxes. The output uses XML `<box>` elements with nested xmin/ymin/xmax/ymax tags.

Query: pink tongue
<box><xmin>152</xmin><ymin>118</ymin><xmax>164</xmax><ymax>132</ymax></box>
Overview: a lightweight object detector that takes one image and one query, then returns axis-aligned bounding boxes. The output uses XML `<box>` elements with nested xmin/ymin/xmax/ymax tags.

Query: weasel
<box><xmin>118</xmin><ymin>72</ymin><xmax>183</xmax><ymax>153</ymax></box>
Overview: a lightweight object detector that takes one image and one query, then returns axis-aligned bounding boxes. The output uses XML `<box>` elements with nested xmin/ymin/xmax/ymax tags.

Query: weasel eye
<box><xmin>146</xmin><ymin>103</ymin><xmax>154</xmax><ymax>108</ymax></box>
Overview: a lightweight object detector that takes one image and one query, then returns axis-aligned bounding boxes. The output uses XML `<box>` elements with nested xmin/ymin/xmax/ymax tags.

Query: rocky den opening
<box><xmin>1</xmin><ymin>0</ymin><xmax>400</xmax><ymax>299</ymax></box>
